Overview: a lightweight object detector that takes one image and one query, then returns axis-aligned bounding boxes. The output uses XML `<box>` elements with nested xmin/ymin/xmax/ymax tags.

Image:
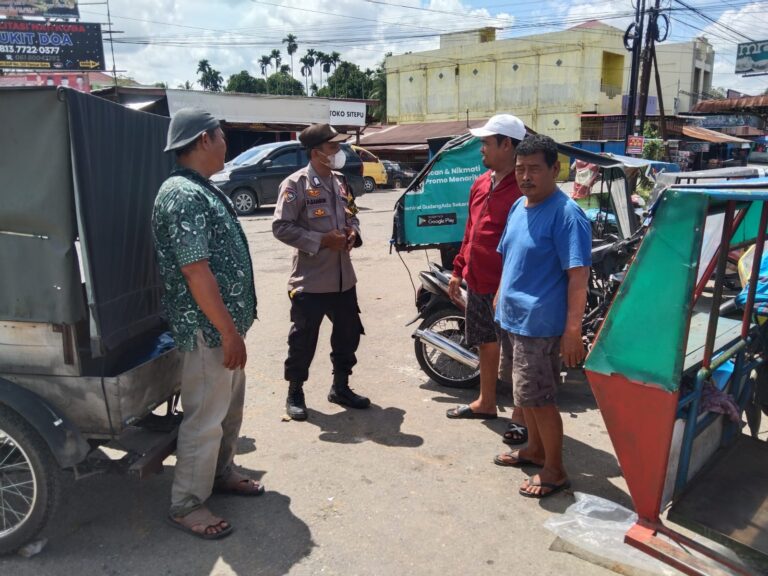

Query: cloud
<box><xmin>699</xmin><ymin>2</ymin><xmax>768</xmax><ymax>95</ymax></box>
<box><xmin>89</xmin><ymin>0</ymin><xmax>513</xmax><ymax>86</ymax></box>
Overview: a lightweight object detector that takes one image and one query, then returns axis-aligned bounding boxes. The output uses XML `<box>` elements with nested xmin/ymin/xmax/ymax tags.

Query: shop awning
<box><xmin>359</xmin><ymin>119</ymin><xmax>490</xmax><ymax>147</ymax></box>
<box><xmin>682</xmin><ymin>126</ymin><xmax>752</xmax><ymax>144</ymax></box>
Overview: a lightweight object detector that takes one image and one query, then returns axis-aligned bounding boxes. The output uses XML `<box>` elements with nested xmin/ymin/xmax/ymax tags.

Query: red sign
<box><xmin>627</xmin><ymin>136</ymin><xmax>645</xmax><ymax>155</ymax></box>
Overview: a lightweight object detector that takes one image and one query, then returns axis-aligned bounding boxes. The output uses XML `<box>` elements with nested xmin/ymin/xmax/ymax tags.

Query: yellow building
<box><xmin>385</xmin><ymin>21</ymin><xmax>713</xmax><ymax>142</ymax></box>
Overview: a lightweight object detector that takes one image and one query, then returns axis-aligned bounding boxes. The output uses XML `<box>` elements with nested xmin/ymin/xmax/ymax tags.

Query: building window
<box><xmin>600</xmin><ymin>52</ymin><xmax>624</xmax><ymax>98</ymax></box>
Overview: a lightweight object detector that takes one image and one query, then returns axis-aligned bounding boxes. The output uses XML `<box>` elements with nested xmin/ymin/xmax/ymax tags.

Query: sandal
<box><xmin>503</xmin><ymin>422</ymin><xmax>528</xmax><ymax>445</ymax></box>
<box><xmin>213</xmin><ymin>470</ymin><xmax>265</xmax><ymax>496</ymax></box>
<box><xmin>166</xmin><ymin>507</ymin><xmax>233</xmax><ymax>540</ymax></box>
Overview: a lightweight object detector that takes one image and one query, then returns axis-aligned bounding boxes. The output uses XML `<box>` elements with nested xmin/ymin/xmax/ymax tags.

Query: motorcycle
<box><xmin>409</xmin><ymin>232</ymin><xmax>642</xmax><ymax>389</ymax></box>
<box><xmin>409</xmin><ymin>261</ymin><xmax>479</xmax><ymax>389</ymax></box>
<box><xmin>392</xmin><ymin>135</ymin><xmax>667</xmax><ymax>389</ymax></box>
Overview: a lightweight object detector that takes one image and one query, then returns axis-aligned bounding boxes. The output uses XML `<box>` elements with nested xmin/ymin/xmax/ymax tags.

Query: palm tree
<box><xmin>270</xmin><ymin>49</ymin><xmax>282</xmax><ymax>71</ymax></box>
<box><xmin>196</xmin><ymin>59</ymin><xmax>223</xmax><ymax>91</ymax></box>
<box><xmin>299</xmin><ymin>54</ymin><xmax>313</xmax><ymax>95</ymax></box>
<box><xmin>329</xmin><ymin>51</ymin><xmax>342</xmax><ymax>96</ymax></box>
<box><xmin>314</xmin><ymin>51</ymin><xmax>328</xmax><ymax>88</ymax></box>
<box><xmin>258</xmin><ymin>55</ymin><xmax>271</xmax><ymax>94</ymax></box>
<box><xmin>269</xmin><ymin>49</ymin><xmax>283</xmax><ymax>93</ymax></box>
<box><xmin>282</xmin><ymin>33</ymin><xmax>298</xmax><ymax>83</ymax></box>
<box><xmin>304</xmin><ymin>49</ymin><xmax>317</xmax><ymax>90</ymax></box>
<box><xmin>319</xmin><ymin>52</ymin><xmax>333</xmax><ymax>89</ymax></box>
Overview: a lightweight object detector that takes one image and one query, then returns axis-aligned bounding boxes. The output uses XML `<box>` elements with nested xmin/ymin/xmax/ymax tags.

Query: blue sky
<box><xmin>81</xmin><ymin>0</ymin><xmax>768</xmax><ymax>95</ymax></box>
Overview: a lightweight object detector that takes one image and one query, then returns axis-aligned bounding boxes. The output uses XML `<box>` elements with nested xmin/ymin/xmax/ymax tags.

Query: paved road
<box><xmin>3</xmin><ymin>188</ymin><xmax>629</xmax><ymax>575</ymax></box>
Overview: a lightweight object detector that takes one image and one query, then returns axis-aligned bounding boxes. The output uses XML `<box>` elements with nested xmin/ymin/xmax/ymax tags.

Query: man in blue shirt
<box><xmin>493</xmin><ymin>134</ymin><xmax>592</xmax><ymax>499</ymax></box>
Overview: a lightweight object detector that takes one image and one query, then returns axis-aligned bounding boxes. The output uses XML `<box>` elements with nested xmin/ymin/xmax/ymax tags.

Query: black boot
<box><xmin>286</xmin><ymin>381</ymin><xmax>308</xmax><ymax>421</ymax></box>
<box><xmin>328</xmin><ymin>375</ymin><xmax>370</xmax><ymax>409</ymax></box>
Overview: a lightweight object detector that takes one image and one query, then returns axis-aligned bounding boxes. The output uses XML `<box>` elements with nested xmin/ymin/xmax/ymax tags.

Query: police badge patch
<box><xmin>307</xmin><ymin>188</ymin><xmax>321</xmax><ymax>198</ymax></box>
<box><xmin>284</xmin><ymin>189</ymin><xmax>297</xmax><ymax>202</ymax></box>
<box><xmin>313</xmin><ymin>208</ymin><xmax>327</xmax><ymax>217</ymax></box>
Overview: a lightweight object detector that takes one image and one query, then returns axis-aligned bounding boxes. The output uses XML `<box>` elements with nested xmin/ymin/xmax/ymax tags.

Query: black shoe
<box><xmin>286</xmin><ymin>381</ymin><xmax>308</xmax><ymax>421</ymax></box>
<box><xmin>328</xmin><ymin>384</ymin><xmax>370</xmax><ymax>409</ymax></box>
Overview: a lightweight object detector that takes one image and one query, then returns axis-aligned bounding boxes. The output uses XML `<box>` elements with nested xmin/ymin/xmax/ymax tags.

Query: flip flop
<box><xmin>493</xmin><ymin>451</ymin><xmax>542</xmax><ymax>468</ymax></box>
<box><xmin>446</xmin><ymin>404</ymin><xmax>497</xmax><ymax>420</ymax></box>
<box><xmin>518</xmin><ymin>478</ymin><xmax>571</xmax><ymax>499</ymax></box>
<box><xmin>502</xmin><ymin>422</ymin><xmax>529</xmax><ymax>446</ymax></box>
<box><xmin>166</xmin><ymin>508</ymin><xmax>234</xmax><ymax>540</ymax></box>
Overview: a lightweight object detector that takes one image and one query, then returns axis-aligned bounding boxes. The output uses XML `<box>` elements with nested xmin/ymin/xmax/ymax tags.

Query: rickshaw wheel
<box><xmin>0</xmin><ymin>405</ymin><xmax>61</xmax><ymax>555</ymax></box>
<box><xmin>414</xmin><ymin>308</ymin><xmax>480</xmax><ymax>389</ymax></box>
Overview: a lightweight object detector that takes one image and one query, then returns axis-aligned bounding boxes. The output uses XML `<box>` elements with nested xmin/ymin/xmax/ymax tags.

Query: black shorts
<box><xmin>464</xmin><ymin>289</ymin><xmax>499</xmax><ymax>347</ymax></box>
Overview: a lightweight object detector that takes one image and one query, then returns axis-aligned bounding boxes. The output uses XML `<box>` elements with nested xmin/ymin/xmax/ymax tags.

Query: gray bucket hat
<box><xmin>164</xmin><ymin>107</ymin><xmax>220</xmax><ymax>152</ymax></box>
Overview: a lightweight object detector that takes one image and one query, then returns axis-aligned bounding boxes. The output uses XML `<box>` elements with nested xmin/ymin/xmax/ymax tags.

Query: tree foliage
<box><xmin>642</xmin><ymin>125</ymin><xmax>664</xmax><ymax>161</ymax></box>
<box><xmin>225</xmin><ymin>70</ymin><xmax>267</xmax><ymax>94</ymax></box>
<box><xmin>266</xmin><ymin>72</ymin><xmax>305</xmax><ymax>96</ymax></box>
<box><xmin>317</xmin><ymin>61</ymin><xmax>370</xmax><ymax>99</ymax></box>
<box><xmin>197</xmin><ymin>59</ymin><xmax>223</xmax><ymax>92</ymax></box>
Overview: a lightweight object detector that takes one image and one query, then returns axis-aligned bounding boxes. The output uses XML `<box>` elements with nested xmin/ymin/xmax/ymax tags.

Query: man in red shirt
<box><xmin>446</xmin><ymin>115</ymin><xmax>527</xmax><ymax>445</ymax></box>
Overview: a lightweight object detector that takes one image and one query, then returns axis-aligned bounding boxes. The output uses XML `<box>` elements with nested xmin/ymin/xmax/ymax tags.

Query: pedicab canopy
<box><xmin>584</xmin><ymin>178</ymin><xmax>768</xmax><ymax>524</ymax></box>
<box><xmin>0</xmin><ymin>87</ymin><xmax>173</xmax><ymax>355</ymax></box>
<box><xmin>390</xmin><ymin>133</ymin><xmax>639</xmax><ymax>251</ymax></box>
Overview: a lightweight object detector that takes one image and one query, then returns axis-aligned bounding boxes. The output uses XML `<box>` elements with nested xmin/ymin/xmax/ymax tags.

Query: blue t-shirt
<box><xmin>495</xmin><ymin>189</ymin><xmax>592</xmax><ymax>337</ymax></box>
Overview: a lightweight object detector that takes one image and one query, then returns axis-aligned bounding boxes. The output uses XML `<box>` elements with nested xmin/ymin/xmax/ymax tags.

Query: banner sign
<box><xmin>736</xmin><ymin>40</ymin><xmax>768</xmax><ymax>75</ymax></box>
<box><xmin>626</xmin><ymin>135</ymin><xmax>645</xmax><ymax>155</ymax></box>
<box><xmin>329</xmin><ymin>100</ymin><xmax>366</xmax><ymax>127</ymax></box>
<box><xmin>0</xmin><ymin>0</ymin><xmax>79</xmax><ymax>18</ymax></box>
<box><xmin>402</xmin><ymin>136</ymin><xmax>482</xmax><ymax>246</ymax></box>
<box><xmin>0</xmin><ymin>19</ymin><xmax>104</xmax><ymax>71</ymax></box>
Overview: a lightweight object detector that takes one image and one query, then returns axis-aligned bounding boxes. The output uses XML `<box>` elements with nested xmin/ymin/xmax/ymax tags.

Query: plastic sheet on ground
<box><xmin>543</xmin><ymin>492</ymin><xmax>679</xmax><ymax>576</ymax></box>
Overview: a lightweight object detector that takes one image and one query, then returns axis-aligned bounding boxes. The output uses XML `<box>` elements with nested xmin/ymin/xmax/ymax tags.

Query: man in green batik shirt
<box><xmin>152</xmin><ymin>108</ymin><xmax>260</xmax><ymax>540</ymax></box>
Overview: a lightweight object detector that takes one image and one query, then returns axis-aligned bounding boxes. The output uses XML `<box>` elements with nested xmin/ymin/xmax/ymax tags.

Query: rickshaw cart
<box><xmin>585</xmin><ymin>179</ymin><xmax>768</xmax><ymax>575</ymax></box>
<box><xmin>0</xmin><ymin>87</ymin><xmax>183</xmax><ymax>553</ymax></box>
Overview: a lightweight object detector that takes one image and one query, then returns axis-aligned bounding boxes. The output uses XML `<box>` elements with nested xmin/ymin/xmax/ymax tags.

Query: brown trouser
<box><xmin>170</xmin><ymin>332</ymin><xmax>246</xmax><ymax>516</ymax></box>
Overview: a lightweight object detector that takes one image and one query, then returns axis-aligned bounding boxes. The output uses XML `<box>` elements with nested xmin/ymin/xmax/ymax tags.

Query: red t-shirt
<box><xmin>452</xmin><ymin>170</ymin><xmax>522</xmax><ymax>294</ymax></box>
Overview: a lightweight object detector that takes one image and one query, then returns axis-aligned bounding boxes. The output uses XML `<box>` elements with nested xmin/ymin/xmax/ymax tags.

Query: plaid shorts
<box><xmin>498</xmin><ymin>331</ymin><xmax>561</xmax><ymax>408</ymax></box>
<box><xmin>465</xmin><ymin>289</ymin><xmax>499</xmax><ymax>347</ymax></box>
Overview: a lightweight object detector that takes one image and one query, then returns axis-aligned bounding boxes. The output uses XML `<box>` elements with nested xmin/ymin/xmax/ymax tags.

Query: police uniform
<box><xmin>272</xmin><ymin>123</ymin><xmax>369</xmax><ymax>419</ymax></box>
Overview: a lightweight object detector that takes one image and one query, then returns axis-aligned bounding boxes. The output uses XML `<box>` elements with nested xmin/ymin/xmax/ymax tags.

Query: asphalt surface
<box><xmin>3</xmin><ymin>187</ymin><xmax>632</xmax><ymax>575</ymax></box>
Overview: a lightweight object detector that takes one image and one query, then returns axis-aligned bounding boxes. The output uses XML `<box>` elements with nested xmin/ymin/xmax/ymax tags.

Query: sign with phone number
<box><xmin>0</xmin><ymin>19</ymin><xmax>104</xmax><ymax>71</ymax></box>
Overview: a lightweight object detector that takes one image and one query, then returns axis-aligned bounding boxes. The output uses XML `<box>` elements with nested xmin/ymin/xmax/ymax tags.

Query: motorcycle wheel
<box><xmin>0</xmin><ymin>405</ymin><xmax>61</xmax><ymax>555</ymax></box>
<box><xmin>414</xmin><ymin>308</ymin><xmax>480</xmax><ymax>389</ymax></box>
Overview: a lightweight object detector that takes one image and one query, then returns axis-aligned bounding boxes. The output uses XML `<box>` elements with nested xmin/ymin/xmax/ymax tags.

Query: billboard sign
<box><xmin>735</xmin><ymin>40</ymin><xmax>768</xmax><ymax>75</ymax></box>
<box><xmin>0</xmin><ymin>0</ymin><xmax>79</xmax><ymax>18</ymax></box>
<box><xmin>0</xmin><ymin>19</ymin><xmax>104</xmax><ymax>71</ymax></box>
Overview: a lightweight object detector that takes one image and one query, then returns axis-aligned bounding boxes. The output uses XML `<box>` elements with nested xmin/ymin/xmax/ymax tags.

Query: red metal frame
<box><xmin>693</xmin><ymin>206</ymin><xmax>749</xmax><ymax>304</ymax></box>
<box><xmin>626</xmin><ymin>521</ymin><xmax>757</xmax><ymax>576</ymax></box>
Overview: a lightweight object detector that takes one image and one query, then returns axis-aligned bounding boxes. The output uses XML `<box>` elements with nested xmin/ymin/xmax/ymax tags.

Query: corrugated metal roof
<box><xmin>359</xmin><ymin>119</ymin><xmax>490</xmax><ymax>146</ymax></box>
<box><xmin>691</xmin><ymin>95</ymin><xmax>768</xmax><ymax>113</ymax></box>
<box><xmin>682</xmin><ymin>126</ymin><xmax>752</xmax><ymax>143</ymax></box>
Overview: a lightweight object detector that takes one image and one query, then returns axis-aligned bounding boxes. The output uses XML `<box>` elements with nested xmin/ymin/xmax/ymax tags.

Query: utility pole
<box><xmin>624</xmin><ymin>0</ymin><xmax>646</xmax><ymax>146</ymax></box>
<box><xmin>637</xmin><ymin>0</ymin><xmax>658</xmax><ymax>134</ymax></box>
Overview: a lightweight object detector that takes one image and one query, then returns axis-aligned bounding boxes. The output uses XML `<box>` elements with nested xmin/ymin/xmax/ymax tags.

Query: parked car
<box><xmin>351</xmin><ymin>144</ymin><xmax>388</xmax><ymax>193</ymax></box>
<box><xmin>211</xmin><ymin>141</ymin><xmax>365</xmax><ymax>216</ymax></box>
<box><xmin>381</xmin><ymin>159</ymin><xmax>417</xmax><ymax>189</ymax></box>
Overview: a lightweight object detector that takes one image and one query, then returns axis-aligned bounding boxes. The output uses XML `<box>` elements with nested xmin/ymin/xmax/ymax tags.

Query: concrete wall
<box><xmin>653</xmin><ymin>37</ymin><xmax>714</xmax><ymax>114</ymax></box>
<box><xmin>386</xmin><ymin>23</ymin><xmax>713</xmax><ymax>142</ymax></box>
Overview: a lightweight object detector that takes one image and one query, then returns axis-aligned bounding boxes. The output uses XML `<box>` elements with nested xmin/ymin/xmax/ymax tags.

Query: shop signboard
<box><xmin>0</xmin><ymin>19</ymin><xmax>104</xmax><ymax>71</ymax></box>
<box><xmin>626</xmin><ymin>135</ymin><xmax>645</xmax><ymax>155</ymax></box>
<box><xmin>0</xmin><ymin>0</ymin><xmax>79</xmax><ymax>18</ymax></box>
<box><xmin>736</xmin><ymin>40</ymin><xmax>768</xmax><ymax>75</ymax></box>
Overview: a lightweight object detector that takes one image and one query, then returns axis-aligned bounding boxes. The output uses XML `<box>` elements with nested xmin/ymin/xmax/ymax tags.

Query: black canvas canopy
<box><xmin>0</xmin><ymin>87</ymin><xmax>174</xmax><ymax>355</ymax></box>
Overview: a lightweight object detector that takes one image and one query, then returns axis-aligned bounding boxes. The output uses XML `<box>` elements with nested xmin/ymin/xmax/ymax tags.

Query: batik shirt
<box><xmin>152</xmin><ymin>167</ymin><xmax>257</xmax><ymax>351</ymax></box>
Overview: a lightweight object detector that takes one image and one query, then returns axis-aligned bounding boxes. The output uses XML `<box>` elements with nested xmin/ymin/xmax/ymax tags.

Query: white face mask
<box><xmin>321</xmin><ymin>149</ymin><xmax>346</xmax><ymax>170</ymax></box>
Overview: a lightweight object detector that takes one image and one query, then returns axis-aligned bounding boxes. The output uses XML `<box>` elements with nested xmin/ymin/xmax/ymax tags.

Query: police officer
<box><xmin>273</xmin><ymin>123</ymin><xmax>370</xmax><ymax>421</ymax></box>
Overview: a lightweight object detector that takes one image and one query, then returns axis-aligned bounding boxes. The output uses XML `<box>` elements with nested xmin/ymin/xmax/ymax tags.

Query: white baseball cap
<box><xmin>469</xmin><ymin>114</ymin><xmax>526</xmax><ymax>141</ymax></box>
